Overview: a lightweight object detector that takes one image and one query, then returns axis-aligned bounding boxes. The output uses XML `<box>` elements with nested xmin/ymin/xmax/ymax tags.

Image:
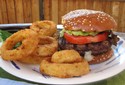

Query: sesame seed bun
<box><xmin>88</xmin><ymin>49</ymin><xmax>113</xmax><ymax>64</ymax></box>
<box><xmin>62</xmin><ymin>9</ymin><xmax>117</xmax><ymax>32</ymax></box>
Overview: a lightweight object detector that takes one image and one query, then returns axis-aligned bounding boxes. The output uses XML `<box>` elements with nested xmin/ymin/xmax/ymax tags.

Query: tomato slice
<box><xmin>64</xmin><ymin>32</ymin><xmax>108</xmax><ymax>44</ymax></box>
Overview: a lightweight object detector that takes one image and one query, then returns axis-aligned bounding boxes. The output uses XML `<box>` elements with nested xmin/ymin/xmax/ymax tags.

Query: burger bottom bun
<box><xmin>88</xmin><ymin>49</ymin><xmax>113</xmax><ymax>64</ymax></box>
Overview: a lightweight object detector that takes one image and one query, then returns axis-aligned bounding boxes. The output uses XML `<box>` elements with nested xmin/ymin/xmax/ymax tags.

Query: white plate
<box><xmin>0</xmin><ymin>37</ymin><xmax>125</xmax><ymax>85</ymax></box>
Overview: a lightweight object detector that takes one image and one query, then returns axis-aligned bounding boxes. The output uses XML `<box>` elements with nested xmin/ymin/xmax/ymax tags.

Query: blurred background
<box><xmin>0</xmin><ymin>0</ymin><xmax>125</xmax><ymax>32</ymax></box>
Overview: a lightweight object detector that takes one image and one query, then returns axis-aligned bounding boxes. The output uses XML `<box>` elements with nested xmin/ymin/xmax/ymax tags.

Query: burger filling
<box><xmin>60</xmin><ymin>29</ymin><xmax>99</xmax><ymax>37</ymax></box>
<box><xmin>59</xmin><ymin>30</ymin><xmax>119</xmax><ymax>56</ymax></box>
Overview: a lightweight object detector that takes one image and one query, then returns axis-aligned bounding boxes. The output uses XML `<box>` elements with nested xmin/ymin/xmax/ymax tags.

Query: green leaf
<box><xmin>0</xmin><ymin>30</ymin><xmax>12</xmax><ymax>42</ymax></box>
<box><xmin>0</xmin><ymin>30</ymin><xmax>21</xmax><ymax>48</ymax></box>
<box><xmin>60</xmin><ymin>29</ymin><xmax>99</xmax><ymax>37</ymax></box>
<box><xmin>13</xmin><ymin>42</ymin><xmax>22</xmax><ymax>49</ymax></box>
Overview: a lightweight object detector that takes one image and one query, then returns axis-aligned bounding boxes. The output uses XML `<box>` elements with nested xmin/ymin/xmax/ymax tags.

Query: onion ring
<box><xmin>1</xmin><ymin>29</ymin><xmax>38</xmax><ymax>60</ymax></box>
<box><xmin>36</xmin><ymin>36</ymin><xmax>58</xmax><ymax>57</ymax></box>
<box><xmin>40</xmin><ymin>57</ymin><xmax>90</xmax><ymax>78</ymax></box>
<box><xmin>30</xmin><ymin>20</ymin><xmax>57</xmax><ymax>37</ymax></box>
<box><xmin>51</xmin><ymin>50</ymin><xmax>83</xmax><ymax>63</ymax></box>
<box><xmin>18</xmin><ymin>36</ymin><xmax>58</xmax><ymax>64</ymax></box>
<box><xmin>18</xmin><ymin>52</ymin><xmax>49</xmax><ymax>64</ymax></box>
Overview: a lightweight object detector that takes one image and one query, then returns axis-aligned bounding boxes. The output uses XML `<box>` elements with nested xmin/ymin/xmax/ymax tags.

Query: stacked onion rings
<box><xmin>40</xmin><ymin>50</ymin><xmax>90</xmax><ymax>78</ymax></box>
<box><xmin>1</xmin><ymin>20</ymin><xmax>58</xmax><ymax>64</ymax></box>
<box><xmin>18</xmin><ymin>20</ymin><xmax>58</xmax><ymax>64</ymax></box>
<box><xmin>18</xmin><ymin>36</ymin><xmax>58</xmax><ymax>64</ymax></box>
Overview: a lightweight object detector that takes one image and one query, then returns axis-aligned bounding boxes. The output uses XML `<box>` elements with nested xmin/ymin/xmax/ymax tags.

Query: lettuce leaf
<box><xmin>0</xmin><ymin>30</ymin><xmax>21</xmax><ymax>48</ymax></box>
<box><xmin>0</xmin><ymin>30</ymin><xmax>12</xmax><ymax>42</ymax></box>
<box><xmin>60</xmin><ymin>29</ymin><xmax>99</xmax><ymax>37</ymax></box>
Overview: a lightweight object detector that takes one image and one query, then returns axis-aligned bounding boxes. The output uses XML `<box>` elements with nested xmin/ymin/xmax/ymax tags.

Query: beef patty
<box><xmin>59</xmin><ymin>32</ymin><xmax>119</xmax><ymax>56</ymax></box>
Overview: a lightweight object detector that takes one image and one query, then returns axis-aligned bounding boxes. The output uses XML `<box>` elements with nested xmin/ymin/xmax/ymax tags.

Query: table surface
<box><xmin>0</xmin><ymin>32</ymin><xmax>125</xmax><ymax>85</ymax></box>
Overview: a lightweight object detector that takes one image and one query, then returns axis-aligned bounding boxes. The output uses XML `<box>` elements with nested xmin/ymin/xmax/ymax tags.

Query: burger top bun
<box><xmin>62</xmin><ymin>9</ymin><xmax>117</xmax><ymax>32</ymax></box>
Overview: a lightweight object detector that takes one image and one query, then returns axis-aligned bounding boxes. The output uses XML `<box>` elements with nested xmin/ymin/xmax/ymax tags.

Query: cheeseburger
<box><xmin>59</xmin><ymin>9</ymin><xmax>119</xmax><ymax>64</ymax></box>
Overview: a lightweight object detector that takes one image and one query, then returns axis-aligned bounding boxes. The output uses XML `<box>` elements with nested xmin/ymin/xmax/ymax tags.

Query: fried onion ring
<box><xmin>30</xmin><ymin>20</ymin><xmax>57</xmax><ymax>37</ymax></box>
<box><xmin>40</xmin><ymin>57</ymin><xmax>90</xmax><ymax>78</ymax></box>
<box><xmin>18</xmin><ymin>36</ymin><xmax>58</xmax><ymax>64</ymax></box>
<box><xmin>40</xmin><ymin>50</ymin><xmax>90</xmax><ymax>78</ymax></box>
<box><xmin>1</xmin><ymin>29</ymin><xmax>38</xmax><ymax>60</ymax></box>
<box><xmin>51</xmin><ymin>50</ymin><xmax>83</xmax><ymax>63</ymax></box>
<box><xmin>18</xmin><ymin>52</ymin><xmax>49</xmax><ymax>64</ymax></box>
<box><xmin>36</xmin><ymin>36</ymin><xmax>58</xmax><ymax>57</ymax></box>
